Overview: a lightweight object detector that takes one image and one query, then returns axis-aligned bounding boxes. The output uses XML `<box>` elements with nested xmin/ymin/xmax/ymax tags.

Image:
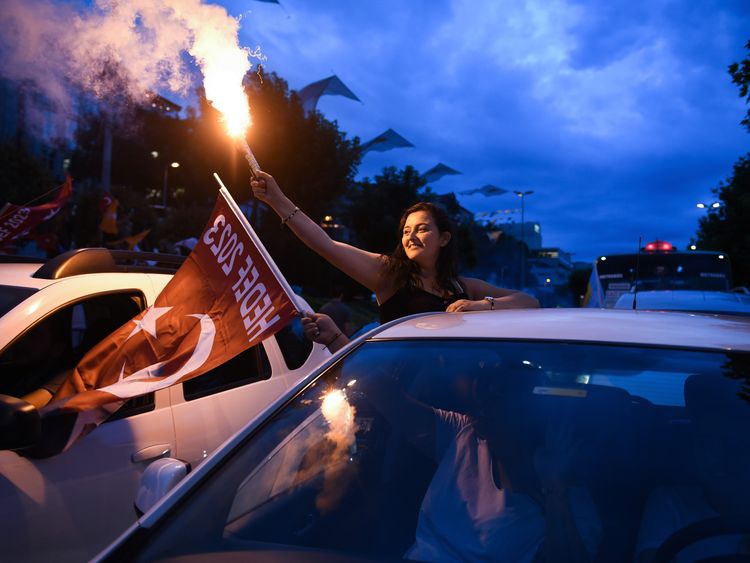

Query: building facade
<box><xmin>498</xmin><ymin>221</ymin><xmax>542</xmax><ymax>251</ymax></box>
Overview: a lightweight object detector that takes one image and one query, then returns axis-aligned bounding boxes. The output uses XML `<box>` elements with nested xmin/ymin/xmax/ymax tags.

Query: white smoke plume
<box><xmin>0</xmin><ymin>0</ymin><xmax>259</xmax><ymax>117</ymax></box>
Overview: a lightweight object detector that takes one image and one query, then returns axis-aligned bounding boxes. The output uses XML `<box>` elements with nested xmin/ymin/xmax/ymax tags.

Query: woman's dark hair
<box><xmin>383</xmin><ymin>202</ymin><xmax>459</xmax><ymax>293</ymax></box>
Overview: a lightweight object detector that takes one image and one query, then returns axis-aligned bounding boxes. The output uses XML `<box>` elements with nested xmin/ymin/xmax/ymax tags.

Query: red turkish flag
<box><xmin>0</xmin><ymin>177</ymin><xmax>73</xmax><ymax>246</ymax></box>
<box><xmin>42</xmin><ymin>187</ymin><xmax>299</xmax><ymax>452</ymax></box>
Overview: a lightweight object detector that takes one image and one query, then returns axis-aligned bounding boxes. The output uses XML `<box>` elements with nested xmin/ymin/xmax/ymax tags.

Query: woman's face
<box><xmin>401</xmin><ymin>210</ymin><xmax>451</xmax><ymax>268</ymax></box>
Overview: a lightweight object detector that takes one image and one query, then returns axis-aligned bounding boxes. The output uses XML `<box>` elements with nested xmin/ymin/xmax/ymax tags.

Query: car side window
<box><xmin>0</xmin><ymin>285</ymin><xmax>37</xmax><ymax>317</ymax></box>
<box><xmin>0</xmin><ymin>292</ymin><xmax>146</xmax><ymax>412</ymax></box>
<box><xmin>182</xmin><ymin>344</ymin><xmax>272</xmax><ymax>401</ymax></box>
<box><xmin>274</xmin><ymin>316</ymin><xmax>313</xmax><ymax>371</ymax></box>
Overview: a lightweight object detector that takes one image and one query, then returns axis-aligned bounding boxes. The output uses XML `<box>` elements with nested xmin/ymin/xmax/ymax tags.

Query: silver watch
<box><xmin>484</xmin><ymin>296</ymin><xmax>495</xmax><ymax>310</ymax></box>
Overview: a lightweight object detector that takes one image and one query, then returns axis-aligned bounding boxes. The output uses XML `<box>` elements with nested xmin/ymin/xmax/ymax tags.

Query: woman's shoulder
<box><xmin>372</xmin><ymin>256</ymin><xmax>401</xmax><ymax>302</ymax></box>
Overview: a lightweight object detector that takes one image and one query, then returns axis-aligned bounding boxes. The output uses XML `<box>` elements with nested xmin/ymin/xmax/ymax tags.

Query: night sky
<box><xmin>225</xmin><ymin>0</ymin><xmax>750</xmax><ymax>263</ymax></box>
<box><xmin>2</xmin><ymin>0</ymin><xmax>748</xmax><ymax>264</ymax></box>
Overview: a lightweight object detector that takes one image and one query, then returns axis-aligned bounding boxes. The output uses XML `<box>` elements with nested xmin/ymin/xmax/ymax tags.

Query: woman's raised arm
<box><xmin>252</xmin><ymin>171</ymin><xmax>389</xmax><ymax>295</ymax></box>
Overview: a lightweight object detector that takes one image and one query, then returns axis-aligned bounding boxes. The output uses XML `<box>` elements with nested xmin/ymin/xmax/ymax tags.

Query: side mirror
<box><xmin>134</xmin><ymin>457</ymin><xmax>190</xmax><ymax>516</ymax></box>
<box><xmin>0</xmin><ymin>394</ymin><xmax>40</xmax><ymax>451</ymax></box>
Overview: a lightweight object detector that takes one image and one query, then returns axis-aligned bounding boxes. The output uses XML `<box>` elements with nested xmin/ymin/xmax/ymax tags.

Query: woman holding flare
<box><xmin>250</xmin><ymin>171</ymin><xmax>538</xmax><ymax>345</ymax></box>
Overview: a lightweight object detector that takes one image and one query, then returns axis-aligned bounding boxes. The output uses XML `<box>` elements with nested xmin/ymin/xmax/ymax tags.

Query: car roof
<box><xmin>614</xmin><ymin>290</ymin><xmax>750</xmax><ymax>314</ymax></box>
<box><xmin>0</xmin><ymin>248</ymin><xmax>184</xmax><ymax>290</ymax></box>
<box><xmin>370</xmin><ymin>308</ymin><xmax>750</xmax><ymax>352</ymax></box>
<box><xmin>0</xmin><ymin>263</ymin><xmax>53</xmax><ymax>290</ymax></box>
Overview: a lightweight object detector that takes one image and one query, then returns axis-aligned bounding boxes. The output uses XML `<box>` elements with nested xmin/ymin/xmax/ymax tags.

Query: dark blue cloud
<box><xmin>229</xmin><ymin>0</ymin><xmax>750</xmax><ymax>262</ymax></box>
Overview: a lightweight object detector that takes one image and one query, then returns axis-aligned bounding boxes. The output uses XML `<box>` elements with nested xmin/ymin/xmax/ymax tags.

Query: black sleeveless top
<box><xmin>379</xmin><ymin>281</ymin><xmax>469</xmax><ymax>324</ymax></box>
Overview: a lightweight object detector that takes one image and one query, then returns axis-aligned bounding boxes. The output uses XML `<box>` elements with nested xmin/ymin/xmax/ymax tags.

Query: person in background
<box><xmin>251</xmin><ymin>171</ymin><xmax>538</xmax><ymax>327</ymax></box>
<box><xmin>320</xmin><ymin>289</ymin><xmax>355</xmax><ymax>337</ymax></box>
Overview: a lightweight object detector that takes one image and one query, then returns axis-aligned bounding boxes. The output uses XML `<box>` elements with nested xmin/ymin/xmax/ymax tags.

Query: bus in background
<box><xmin>585</xmin><ymin>240</ymin><xmax>734</xmax><ymax>308</ymax></box>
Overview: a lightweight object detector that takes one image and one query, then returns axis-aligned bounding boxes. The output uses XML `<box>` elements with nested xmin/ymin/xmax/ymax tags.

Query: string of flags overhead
<box><xmin>294</xmin><ymin>73</ymin><xmax>521</xmax><ymax>200</ymax></box>
<box><xmin>423</xmin><ymin>163</ymin><xmax>461</xmax><ymax>183</ymax></box>
<box><xmin>360</xmin><ymin>128</ymin><xmax>414</xmax><ymax>154</ymax></box>
<box><xmin>460</xmin><ymin>184</ymin><xmax>508</xmax><ymax>197</ymax></box>
<box><xmin>297</xmin><ymin>75</ymin><xmax>361</xmax><ymax>113</ymax></box>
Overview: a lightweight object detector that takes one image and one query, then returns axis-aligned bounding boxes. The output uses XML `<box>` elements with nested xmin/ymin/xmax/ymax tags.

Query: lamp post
<box><xmin>514</xmin><ymin>190</ymin><xmax>534</xmax><ymax>289</ymax></box>
<box><xmin>163</xmin><ymin>161</ymin><xmax>180</xmax><ymax>208</ymax></box>
<box><xmin>152</xmin><ymin>151</ymin><xmax>179</xmax><ymax>209</ymax></box>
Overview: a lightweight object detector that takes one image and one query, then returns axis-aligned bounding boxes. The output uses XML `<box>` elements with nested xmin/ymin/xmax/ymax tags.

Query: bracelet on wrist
<box><xmin>325</xmin><ymin>331</ymin><xmax>342</xmax><ymax>348</ymax></box>
<box><xmin>280</xmin><ymin>206</ymin><xmax>300</xmax><ymax>227</ymax></box>
<box><xmin>483</xmin><ymin>296</ymin><xmax>495</xmax><ymax>310</ymax></box>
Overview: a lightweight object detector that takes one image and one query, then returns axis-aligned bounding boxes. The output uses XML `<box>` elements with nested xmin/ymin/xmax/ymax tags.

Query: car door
<box><xmin>0</xmin><ymin>291</ymin><xmax>177</xmax><ymax>563</ymax></box>
<box><xmin>169</xmin><ymin>315</ymin><xmax>329</xmax><ymax>470</ymax></box>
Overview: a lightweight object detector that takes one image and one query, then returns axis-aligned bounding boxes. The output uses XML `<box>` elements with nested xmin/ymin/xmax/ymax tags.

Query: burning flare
<box><xmin>187</xmin><ymin>5</ymin><xmax>254</xmax><ymax>137</ymax></box>
<box><xmin>210</xmin><ymin>85</ymin><xmax>251</xmax><ymax>137</ymax></box>
<box><xmin>186</xmin><ymin>3</ymin><xmax>261</xmax><ymax>173</ymax></box>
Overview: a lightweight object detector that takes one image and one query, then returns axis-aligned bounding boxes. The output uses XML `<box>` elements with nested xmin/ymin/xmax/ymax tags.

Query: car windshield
<box><xmin>0</xmin><ymin>285</ymin><xmax>37</xmax><ymax>318</ymax></box>
<box><xmin>130</xmin><ymin>340</ymin><xmax>750</xmax><ymax>563</ymax></box>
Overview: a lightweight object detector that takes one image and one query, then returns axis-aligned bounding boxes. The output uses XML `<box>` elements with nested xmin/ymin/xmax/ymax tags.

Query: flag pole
<box><xmin>212</xmin><ymin>173</ymin><xmax>304</xmax><ymax>313</ymax></box>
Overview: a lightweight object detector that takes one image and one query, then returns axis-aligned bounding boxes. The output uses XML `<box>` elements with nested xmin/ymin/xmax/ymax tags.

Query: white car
<box><xmin>614</xmin><ymin>289</ymin><xmax>750</xmax><ymax>316</ymax></box>
<box><xmin>0</xmin><ymin>248</ymin><xmax>328</xmax><ymax>562</ymax></box>
<box><xmin>98</xmin><ymin>309</ymin><xmax>750</xmax><ymax>563</ymax></box>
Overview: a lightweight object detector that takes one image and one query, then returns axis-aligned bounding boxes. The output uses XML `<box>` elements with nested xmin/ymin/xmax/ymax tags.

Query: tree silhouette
<box><xmin>729</xmin><ymin>40</ymin><xmax>750</xmax><ymax>132</ymax></box>
<box><xmin>694</xmin><ymin>156</ymin><xmax>750</xmax><ymax>288</ymax></box>
<box><xmin>693</xmin><ymin>40</ymin><xmax>750</xmax><ymax>288</ymax></box>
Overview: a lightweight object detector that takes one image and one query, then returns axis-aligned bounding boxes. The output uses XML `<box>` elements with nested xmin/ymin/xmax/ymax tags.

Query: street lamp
<box><xmin>696</xmin><ymin>202</ymin><xmax>721</xmax><ymax>209</ymax></box>
<box><xmin>513</xmin><ymin>190</ymin><xmax>534</xmax><ymax>288</ymax></box>
<box><xmin>151</xmin><ymin>151</ymin><xmax>180</xmax><ymax>208</ymax></box>
<box><xmin>163</xmin><ymin>161</ymin><xmax>180</xmax><ymax>208</ymax></box>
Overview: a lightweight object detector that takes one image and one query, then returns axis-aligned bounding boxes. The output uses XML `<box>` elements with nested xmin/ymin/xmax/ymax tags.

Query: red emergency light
<box><xmin>644</xmin><ymin>240</ymin><xmax>674</xmax><ymax>252</ymax></box>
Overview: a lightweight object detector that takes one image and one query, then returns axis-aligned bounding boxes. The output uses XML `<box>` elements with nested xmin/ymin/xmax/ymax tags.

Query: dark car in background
<box><xmin>593</xmin><ymin>240</ymin><xmax>735</xmax><ymax>307</ymax></box>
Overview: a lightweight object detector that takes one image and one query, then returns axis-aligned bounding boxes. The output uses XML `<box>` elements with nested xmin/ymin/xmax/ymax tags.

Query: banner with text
<box><xmin>0</xmin><ymin>177</ymin><xmax>72</xmax><ymax>246</ymax></box>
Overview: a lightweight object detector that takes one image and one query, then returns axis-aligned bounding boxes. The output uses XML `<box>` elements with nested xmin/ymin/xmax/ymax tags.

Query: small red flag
<box><xmin>44</xmin><ymin>187</ymin><xmax>299</xmax><ymax>451</ymax></box>
<box><xmin>0</xmin><ymin>177</ymin><xmax>73</xmax><ymax>246</ymax></box>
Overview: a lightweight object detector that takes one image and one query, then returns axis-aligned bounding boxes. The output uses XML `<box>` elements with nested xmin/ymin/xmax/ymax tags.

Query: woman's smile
<box><xmin>402</xmin><ymin>210</ymin><xmax>447</xmax><ymax>264</ymax></box>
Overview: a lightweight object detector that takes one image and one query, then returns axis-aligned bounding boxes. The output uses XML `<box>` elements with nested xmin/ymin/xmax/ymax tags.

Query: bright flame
<box><xmin>210</xmin><ymin>82</ymin><xmax>251</xmax><ymax>137</ymax></box>
<box><xmin>188</xmin><ymin>9</ymin><xmax>255</xmax><ymax>137</ymax></box>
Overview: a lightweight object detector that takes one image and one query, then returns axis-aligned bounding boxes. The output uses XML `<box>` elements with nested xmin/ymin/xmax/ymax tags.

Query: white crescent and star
<box><xmin>127</xmin><ymin>306</ymin><xmax>172</xmax><ymax>339</ymax></box>
<box><xmin>105</xmin><ymin>307</ymin><xmax>217</xmax><ymax>396</ymax></box>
